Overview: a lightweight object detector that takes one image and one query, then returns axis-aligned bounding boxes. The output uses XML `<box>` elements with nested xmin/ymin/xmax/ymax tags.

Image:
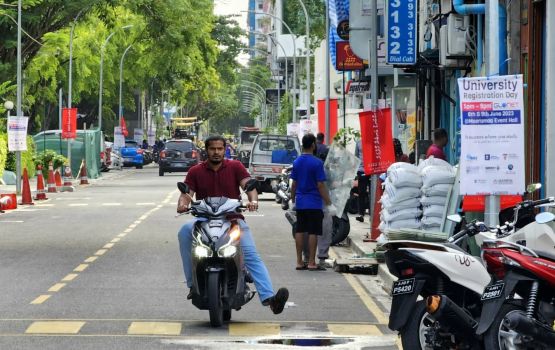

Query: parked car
<box><xmin>158</xmin><ymin>139</ymin><xmax>200</xmax><ymax>176</ymax></box>
<box><xmin>120</xmin><ymin>140</ymin><xmax>144</xmax><ymax>169</ymax></box>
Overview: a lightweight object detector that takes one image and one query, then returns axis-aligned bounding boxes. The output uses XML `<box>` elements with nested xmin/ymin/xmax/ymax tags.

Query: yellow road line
<box><xmin>95</xmin><ymin>249</ymin><xmax>107</xmax><ymax>256</ymax></box>
<box><xmin>129</xmin><ymin>224</ymin><xmax>137</xmax><ymax>229</ymax></box>
<box><xmin>62</xmin><ymin>274</ymin><xmax>78</xmax><ymax>282</ymax></box>
<box><xmin>134</xmin><ymin>220</ymin><xmax>141</xmax><ymax>224</ymax></box>
<box><xmin>48</xmin><ymin>283</ymin><xmax>66</xmax><ymax>292</ymax></box>
<box><xmin>139</xmin><ymin>215</ymin><xmax>148</xmax><ymax>220</ymax></box>
<box><xmin>228</xmin><ymin>323</ymin><xmax>280</xmax><ymax>336</ymax></box>
<box><xmin>124</xmin><ymin>228</ymin><xmax>133</xmax><ymax>233</ymax></box>
<box><xmin>117</xmin><ymin>233</ymin><xmax>127</xmax><ymax>238</ymax></box>
<box><xmin>84</xmin><ymin>256</ymin><xmax>98</xmax><ymax>263</ymax></box>
<box><xmin>103</xmin><ymin>243</ymin><xmax>114</xmax><ymax>249</ymax></box>
<box><xmin>73</xmin><ymin>264</ymin><xmax>88</xmax><ymax>272</ymax></box>
<box><xmin>127</xmin><ymin>322</ymin><xmax>182</xmax><ymax>336</ymax></box>
<box><xmin>111</xmin><ymin>238</ymin><xmax>121</xmax><ymax>243</ymax></box>
<box><xmin>26</xmin><ymin>321</ymin><xmax>85</xmax><ymax>334</ymax></box>
<box><xmin>30</xmin><ymin>295</ymin><xmax>51</xmax><ymax>305</ymax></box>
<box><xmin>328</xmin><ymin>323</ymin><xmax>381</xmax><ymax>336</ymax></box>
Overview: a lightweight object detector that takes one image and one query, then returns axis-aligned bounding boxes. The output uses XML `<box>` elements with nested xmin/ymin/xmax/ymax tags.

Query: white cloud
<box><xmin>214</xmin><ymin>0</ymin><xmax>250</xmax><ymax>65</ymax></box>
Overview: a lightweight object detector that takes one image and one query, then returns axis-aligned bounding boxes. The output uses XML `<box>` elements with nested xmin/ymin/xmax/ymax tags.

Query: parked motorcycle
<box><xmin>477</xmin><ymin>198</ymin><xmax>555</xmax><ymax>349</ymax></box>
<box><xmin>384</xmin><ymin>220</ymin><xmax>492</xmax><ymax>349</ymax></box>
<box><xmin>176</xmin><ymin>181</ymin><xmax>258</xmax><ymax>327</ymax></box>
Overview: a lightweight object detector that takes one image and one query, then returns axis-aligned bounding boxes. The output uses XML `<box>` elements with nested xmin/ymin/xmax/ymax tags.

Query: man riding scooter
<box><xmin>177</xmin><ymin>135</ymin><xmax>289</xmax><ymax>314</ymax></box>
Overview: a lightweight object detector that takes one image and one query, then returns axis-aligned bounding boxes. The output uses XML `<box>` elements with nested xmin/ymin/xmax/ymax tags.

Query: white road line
<box><xmin>102</xmin><ymin>203</ymin><xmax>122</xmax><ymax>206</ymax></box>
<box><xmin>16</xmin><ymin>209</ymin><xmax>48</xmax><ymax>212</ymax></box>
<box><xmin>136</xmin><ymin>203</ymin><xmax>155</xmax><ymax>206</ymax></box>
<box><xmin>35</xmin><ymin>204</ymin><xmax>55</xmax><ymax>207</ymax></box>
<box><xmin>55</xmin><ymin>197</ymin><xmax>91</xmax><ymax>201</ymax></box>
<box><xmin>0</xmin><ymin>220</ymin><xmax>24</xmax><ymax>223</ymax></box>
<box><xmin>68</xmin><ymin>203</ymin><xmax>88</xmax><ymax>207</ymax></box>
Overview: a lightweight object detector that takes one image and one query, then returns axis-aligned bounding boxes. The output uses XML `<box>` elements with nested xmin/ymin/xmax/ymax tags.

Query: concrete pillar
<box><xmin>545</xmin><ymin>1</ymin><xmax>555</xmax><ymax>197</ymax></box>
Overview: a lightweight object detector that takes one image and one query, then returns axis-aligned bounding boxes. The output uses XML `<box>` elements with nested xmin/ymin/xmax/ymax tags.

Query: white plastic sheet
<box><xmin>324</xmin><ymin>142</ymin><xmax>361</xmax><ymax>217</ymax></box>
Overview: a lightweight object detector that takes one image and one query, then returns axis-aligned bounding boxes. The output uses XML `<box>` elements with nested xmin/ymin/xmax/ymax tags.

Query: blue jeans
<box><xmin>178</xmin><ymin>218</ymin><xmax>275</xmax><ymax>303</ymax></box>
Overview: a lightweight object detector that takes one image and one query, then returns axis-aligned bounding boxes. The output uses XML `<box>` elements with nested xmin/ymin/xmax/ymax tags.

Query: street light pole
<box><xmin>15</xmin><ymin>0</ymin><xmax>22</xmax><ymax>194</ymax></box>
<box><xmin>119</xmin><ymin>45</ymin><xmax>133</xmax><ymax>127</ymax></box>
<box><xmin>297</xmin><ymin>0</ymin><xmax>311</xmax><ymax>119</ymax></box>
<box><xmin>324</xmin><ymin>0</ymin><xmax>331</xmax><ymax>144</ymax></box>
<box><xmin>99</xmin><ymin>25</ymin><xmax>133</xmax><ymax>132</ymax></box>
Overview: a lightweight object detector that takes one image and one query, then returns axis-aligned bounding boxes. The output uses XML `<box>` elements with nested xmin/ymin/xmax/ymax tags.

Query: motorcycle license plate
<box><xmin>209</xmin><ymin>220</ymin><xmax>223</xmax><ymax>228</ymax></box>
<box><xmin>481</xmin><ymin>282</ymin><xmax>505</xmax><ymax>301</ymax></box>
<box><xmin>392</xmin><ymin>278</ymin><xmax>415</xmax><ymax>296</ymax></box>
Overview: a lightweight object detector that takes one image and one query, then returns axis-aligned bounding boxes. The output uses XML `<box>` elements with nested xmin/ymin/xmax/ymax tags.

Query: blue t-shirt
<box><xmin>291</xmin><ymin>154</ymin><xmax>327</xmax><ymax>210</ymax></box>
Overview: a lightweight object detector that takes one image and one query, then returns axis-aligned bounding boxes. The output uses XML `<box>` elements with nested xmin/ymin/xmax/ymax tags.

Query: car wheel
<box><xmin>136</xmin><ymin>165</ymin><xmax>143</xmax><ymax>169</ymax></box>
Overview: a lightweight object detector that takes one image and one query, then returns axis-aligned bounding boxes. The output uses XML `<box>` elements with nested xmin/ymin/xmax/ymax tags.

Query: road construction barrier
<box><xmin>62</xmin><ymin>166</ymin><xmax>74</xmax><ymax>192</ymax></box>
<box><xmin>47</xmin><ymin>162</ymin><xmax>57</xmax><ymax>193</ymax></box>
<box><xmin>20</xmin><ymin>168</ymin><xmax>34</xmax><ymax>205</ymax></box>
<box><xmin>79</xmin><ymin>159</ymin><xmax>89</xmax><ymax>185</ymax></box>
<box><xmin>35</xmin><ymin>165</ymin><xmax>47</xmax><ymax>201</ymax></box>
<box><xmin>0</xmin><ymin>193</ymin><xmax>17</xmax><ymax>212</ymax></box>
<box><xmin>55</xmin><ymin>169</ymin><xmax>63</xmax><ymax>191</ymax></box>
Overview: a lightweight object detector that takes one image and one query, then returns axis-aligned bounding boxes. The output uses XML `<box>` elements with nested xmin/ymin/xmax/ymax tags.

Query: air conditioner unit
<box><xmin>440</xmin><ymin>14</ymin><xmax>470</xmax><ymax>67</ymax></box>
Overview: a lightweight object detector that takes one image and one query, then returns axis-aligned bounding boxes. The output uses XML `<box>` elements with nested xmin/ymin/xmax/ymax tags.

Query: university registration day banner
<box><xmin>7</xmin><ymin>116</ymin><xmax>29</xmax><ymax>151</ymax></box>
<box><xmin>458</xmin><ymin>75</ymin><xmax>525</xmax><ymax>195</ymax></box>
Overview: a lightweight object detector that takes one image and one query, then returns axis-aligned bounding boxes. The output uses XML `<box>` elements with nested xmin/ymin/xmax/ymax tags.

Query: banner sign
<box><xmin>317</xmin><ymin>99</ymin><xmax>338</xmax><ymax>140</ymax></box>
<box><xmin>336</xmin><ymin>41</ymin><xmax>365</xmax><ymax>71</ymax></box>
<box><xmin>147</xmin><ymin>129</ymin><xmax>156</xmax><ymax>146</ymax></box>
<box><xmin>359</xmin><ymin>108</ymin><xmax>395</xmax><ymax>175</ymax></box>
<box><xmin>62</xmin><ymin>108</ymin><xmax>77</xmax><ymax>139</ymax></box>
<box><xmin>299</xmin><ymin>119</ymin><xmax>318</xmax><ymax>142</ymax></box>
<box><xmin>114</xmin><ymin>126</ymin><xmax>125</xmax><ymax>149</ymax></box>
<box><xmin>120</xmin><ymin>117</ymin><xmax>128</xmax><ymax>137</ymax></box>
<box><xmin>458</xmin><ymin>75</ymin><xmax>525</xmax><ymax>195</ymax></box>
<box><xmin>345</xmin><ymin>81</ymin><xmax>370</xmax><ymax>94</ymax></box>
<box><xmin>134</xmin><ymin>128</ymin><xmax>144</xmax><ymax>145</ymax></box>
<box><xmin>7</xmin><ymin>116</ymin><xmax>29</xmax><ymax>151</ymax></box>
<box><xmin>286</xmin><ymin>123</ymin><xmax>299</xmax><ymax>137</ymax></box>
<box><xmin>386</xmin><ymin>0</ymin><xmax>417</xmax><ymax>65</ymax></box>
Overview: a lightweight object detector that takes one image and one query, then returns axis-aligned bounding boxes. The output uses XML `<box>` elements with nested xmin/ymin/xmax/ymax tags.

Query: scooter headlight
<box><xmin>229</xmin><ymin>225</ymin><xmax>241</xmax><ymax>242</ymax></box>
<box><xmin>194</xmin><ymin>245</ymin><xmax>212</xmax><ymax>258</ymax></box>
<box><xmin>218</xmin><ymin>245</ymin><xmax>237</xmax><ymax>258</ymax></box>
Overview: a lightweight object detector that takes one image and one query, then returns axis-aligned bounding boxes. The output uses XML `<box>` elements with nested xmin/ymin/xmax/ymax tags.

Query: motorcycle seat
<box><xmin>534</xmin><ymin>249</ymin><xmax>555</xmax><ymax>262</ymax></box>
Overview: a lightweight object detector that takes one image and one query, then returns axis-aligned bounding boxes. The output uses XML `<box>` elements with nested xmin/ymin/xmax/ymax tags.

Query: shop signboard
<box><xmin>359</xmin><ymin>108</ymin><xmax>395</xmax><ymax>175</ymax></box>
<box><xmin>7</xmin><ymin>116</ymin><xmax>28</xmax><ymax>151</ymax></box>
<box><xmin>386</xmin><ymin>0</ymin><xmax>417</xmax><ymax>65</ymax></box>
<box><xmin>336</xmin><ymin>42</ymin><xmax>365</xmax><ymax>71</ymax></box>
<box><xmin>458</xmin><ymin>75</ymin><xmax>525</xmax><ymax>195</ymax></box>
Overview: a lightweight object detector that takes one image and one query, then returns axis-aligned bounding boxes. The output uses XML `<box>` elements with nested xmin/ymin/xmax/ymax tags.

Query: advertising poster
<box><xmin>147</xmin><ymin>129</ymin><xmax>156</xmax><ymax>146</ymax></box>
<box><xmin>458</xmin><ymin>75</ymin><xmax>525</xmax><ymax>195</ymax></box>
<box><xmin>358</xmin><ymin>108</ymin><xmax>395</xmax><ymax>175</ymax></box>
<box><xmin>286</xmin><ymin>123</ymin><xmax>299</xmax><ymax>138</ymax></box>
<box><xmin>298</xmin><ymin>119</ymin><xmax>318</xmax><ymax>142</ymax></box>
<box><xmin>114</xmin><ymin>126</ymin><xmax>125</xmax><ymax>150</ymax></box>
<box><xmin>61</xmin><ymin>108</ymin><xmax>77</xmax><ymax>139</ymax></box>
<box><xmin>134</xmin><ymin>128</ymin><xmax>144</xmax><ymax>145</ymax></box>
<box><xmin>7</xmin><ymin>116</ymin><xmax>29</xmax><ymax>151</ymax></box>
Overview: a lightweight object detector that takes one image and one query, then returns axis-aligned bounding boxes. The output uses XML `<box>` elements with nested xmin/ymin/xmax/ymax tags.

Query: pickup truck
<box><xmin>248</xmin><ymin>134</ymin><xmax>300</xmax><ymax>193</ymax></box>
<box><xmin>237</xmin><ymin>127</ymin><xmax>261</xmax><ymax>168</ymax></box>
<box><xmin>120</xmin><ymin>140</ymin><xmax>144</xmax><ymax>169</ymax></box>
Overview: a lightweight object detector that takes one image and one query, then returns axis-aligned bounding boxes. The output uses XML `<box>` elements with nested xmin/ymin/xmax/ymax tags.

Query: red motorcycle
<box><xmin>477</xmin><ymin>209</ymin><xmax>555</xmax><ymax>349</ymax></box>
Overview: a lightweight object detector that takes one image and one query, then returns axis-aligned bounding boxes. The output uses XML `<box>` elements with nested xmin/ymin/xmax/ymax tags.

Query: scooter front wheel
<box><xmin>208</xmin><ymin>272</ymin><xmax>224</xmax><ymax>327</ymax></box>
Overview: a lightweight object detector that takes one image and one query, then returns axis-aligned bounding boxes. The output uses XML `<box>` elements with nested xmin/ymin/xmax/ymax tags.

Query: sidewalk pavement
<box><xmin>344</xmin><ymin>213</ymin><xmax>397</xmax><ymax>295</ymax></box>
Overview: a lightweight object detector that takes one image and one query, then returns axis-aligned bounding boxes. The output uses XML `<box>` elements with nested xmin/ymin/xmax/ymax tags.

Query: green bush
<box><xmin>5</xmin><ymin>136</ymin><xmax>36</xmax><ymax>178</ymax></box>
<box><xmin>33</xmin><ymin>150</ymin><xmax>67</xmax><ymax>178</ymax></box>
<box><xmin>0</xmin><ymin>133</ymin><xmax>7</xmax><ymax>179</ymax></box>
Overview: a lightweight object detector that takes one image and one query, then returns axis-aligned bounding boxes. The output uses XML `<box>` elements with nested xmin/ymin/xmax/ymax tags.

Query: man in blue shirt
<box><xmin>291</xmin><ymin>134</ymin><xmax>332</xmax><ymax>271</ymax></box>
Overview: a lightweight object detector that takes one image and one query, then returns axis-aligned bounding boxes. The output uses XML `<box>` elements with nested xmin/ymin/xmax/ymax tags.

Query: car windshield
<box><xmin>166</xmin><ymin>141</ymin><xmax>193</xmax><ymax>151</ymax></box>
<box><xmin>258</xmin><ymin>138</ymin><xmax>297</xmax><ymax>151</ymax></box>
<box><xmin>125</xmin><ymin>141</ymin><xmax>138</xmax><ymax>148</ymax></box>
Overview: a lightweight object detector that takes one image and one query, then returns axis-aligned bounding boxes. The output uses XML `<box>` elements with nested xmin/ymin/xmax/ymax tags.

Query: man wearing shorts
<box><xmin>291</xmin><ymin>134</ymin><xmax>332</xmax><ymax>271</ymax></box>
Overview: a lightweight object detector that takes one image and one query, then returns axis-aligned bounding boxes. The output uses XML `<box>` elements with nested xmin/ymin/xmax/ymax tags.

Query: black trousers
<box><xmin>357</xmin><ymin>172</ymin><xmax>371</xmax><ymax>216</ymax></box>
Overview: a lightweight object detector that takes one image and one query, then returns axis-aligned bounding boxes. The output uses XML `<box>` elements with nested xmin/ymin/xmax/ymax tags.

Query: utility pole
<box><xmin>324</xmin><ymin>0</ymin><xmax>330</xmax><ymax>144</ymax></box>
<box><xmin>368</xmin><ymin>0</ymin><xmax>379</xmax><ymax>234</ymax></box>
<box><xmin>15</xmin><ymin>0</ymin><xmax>22</xmax><ymax>194</ymax></box>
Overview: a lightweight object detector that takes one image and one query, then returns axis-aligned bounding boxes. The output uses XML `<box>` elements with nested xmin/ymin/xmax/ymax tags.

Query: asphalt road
<box><xmin>0</xmin><ymin>166</ymin><xmax>397</xmax><ymax>350</ymax></box>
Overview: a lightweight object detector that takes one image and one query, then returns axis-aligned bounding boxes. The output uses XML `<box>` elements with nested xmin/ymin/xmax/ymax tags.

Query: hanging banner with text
<box><xmin>359</xmin><ymin>108</ymin><xmax>395</xmax><ymax>175</ymax></box>
<box><xmin>7</xmin><ymin>116</ymin><xmax>29</xmax><ymax>151</ymax></box>
<box><xmin>286</xmin><ymin>123</ymin><xmax>299</xmax><ymax>138</ymax></box>
<box><xmin>62</xmin><ymin>108</ymin><xmax>77</xmax><ymax>139</ymax></box>
<box><xmin>298</xmin><ymin>119</ymin><xmax>318</xmax><ymax>142</ymax></box>
<box><xmin>317</xmin><ymin>99</ymin><xmax>338</xmax><ymax>140</ymax></box>
<box><xmin>147</xmin><ymin>129</ymin><xmax>156</xmax><ymax>146</ymax></box>
<box><xmin>134</xmin><ymin>128</ymin><xmax>144</xmax><ymax>145</ymax></box>
<box><xmin>458</xmin><ymin>74</ymin><xmax>525</xmax><ymax>195</ymax></box>
<box><xmin>114</xmin><ymin>126</ymin><xmax>125</xmax><ymax>150</ymax></box>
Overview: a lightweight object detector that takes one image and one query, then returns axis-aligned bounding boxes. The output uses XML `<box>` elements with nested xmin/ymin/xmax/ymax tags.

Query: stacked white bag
<box><xmin>418</xmin><ymin>158</ymin><xmax>456</xmax><ymax>231</ymax></box>
<box><xmin>379</xmin><ymin>163</ymin><xmax>423</xmax><ymax>233</ymax></box>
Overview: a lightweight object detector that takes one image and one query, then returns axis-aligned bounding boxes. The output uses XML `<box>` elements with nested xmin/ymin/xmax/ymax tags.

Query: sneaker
<box><xmin>186</xmin><ymin>288</ymin><xmax>193</xmax><ymax>300</ymax></box>
<box><xmin>318</xmin><ymin>259</ymin><xmax>333</xmax><ymax>268</ymax></box>
<box><xmin>356</xmin><ymin>216</ymin><xmax>364</xmax><ymax>223</ymax></box>
<box><xmin>263</xmin><ymin>288</ymin><xmax>289</xmax><ymax>315</ymax></box>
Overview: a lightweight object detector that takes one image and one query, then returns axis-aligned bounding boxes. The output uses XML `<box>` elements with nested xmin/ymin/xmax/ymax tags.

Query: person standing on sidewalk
<box><xmin>291</xmin><ymin>134</ymin><xmax>333</xmax><ymax>271</ymax></box>
<box><xmin>354</xmin><ymin>139</ymin><xmax>370</xmax><ymax>223</ymax></box>
<box><xmin>426</xmin><ymin>128</ymin><xmax>448</xmax><ymax>161</ymax></box>
<box><xmin>315</xmin><ymin>132</ymin><xmax>329</xmax><ymax>161</ymax></box>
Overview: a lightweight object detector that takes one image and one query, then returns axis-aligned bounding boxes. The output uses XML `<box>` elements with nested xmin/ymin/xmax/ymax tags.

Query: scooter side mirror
<box><xmin>244</xmin><ymin>178</ymin><xmax>259</xmax><ymax>192</ymax></box>
<box><xmin>535</xmin><ymin>212</ymin><xmax>555</xmax><ymax>224</ymax></box>
<box><xmin>526</xmin><ymin>183</ymin><xmax>542</xmax><ymax>194</ymax></box>
<box><xmin>177</xmin><ymin>182</ymin><xmax>190</xmax><ymax>194</ymax></box>
<box><xmin>447</xmin><ymin>214</ymin><xmax>462</xmax><ymax>223</ymax></box>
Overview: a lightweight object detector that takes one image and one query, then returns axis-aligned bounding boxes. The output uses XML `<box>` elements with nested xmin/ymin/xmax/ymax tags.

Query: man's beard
<box><xmin>208</xmin><ymin>157</ymin><xmax>222</xmax><ymax>165</ymax></box>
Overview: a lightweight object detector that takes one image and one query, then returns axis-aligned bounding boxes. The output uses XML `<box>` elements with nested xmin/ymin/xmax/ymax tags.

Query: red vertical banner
<box><xmin>120</xmin><ymin>117</ymin><xmax>129</xmax><ymax>137</ymax></box>
<box><xmin>359</xmin><ymin>108</ymin><xmax>395</xmax><ymax>175</ymax></box>
<box><xmin>62</xmin><ymin>108</ymin><xmax>77</xmax><ymax>139</ymax></box>
<box><xmin>317</xmin><ymin>99</ymin><xmax>338</xmax><ymax>140</ymax></box>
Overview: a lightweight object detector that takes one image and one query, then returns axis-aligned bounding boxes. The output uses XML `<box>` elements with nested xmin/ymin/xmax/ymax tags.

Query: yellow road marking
<box><xmin>139</xmin><ymin>215</ymin><xmax>148</xmax><ymax>220</ymax></box>
<box><xmin>30</xmin><ymin>295</ymin><xmax>51</xmax><ymax>305</ymax></box>
<box><xmin>26</xmin><ymin>321</ymin><xmax>85</xmax><ymax>334</ymax></box>
<box><xmin>228</xmin><ymin>323</ymin><xmax>280</xmax><ymax>336</ymax></box>
<box><xmin>129</xmin><ymin>224</ymin><xmax>137</xmax><ymax>229</ymax></box>
<box><xmin>103</xmin><ymin>243</ymin><xmax>114</xmax><ymax>249</ymax></box>
<box><xmin>62</xmin><ymin>274</ymin><xmax>78</xmax><ymax>282</ymax></box>
<box><xmin>84</xmin><ymin>256</ymin><xmax>98</xmax><ymax>263</ymax></box>
<box><xmin>95</xmin><ymin>249</ymin><xmax>107</xmax><ymax>256</ymax></box>
<box><xmin>328</xmin><ymin>323</ymin><xmax>382</xmax><ymax>336</ymax></box>
<box><xmin>124</xmin><ymin>228</ymin><xmax>133</xmax><ymax>233</ymax></box>
<box><xmin>127</xmin><ymin>322</ymin><xmax>181</xmax><ymax>336</ymax></box>
<box><xmin>111</xmin><ymin>238</ymin><xmax>121</xmax><ymax>243</ymax></box>
<box><xmin>330</xmin><ymin>248</ymin><xmax>388</xmax><ymax>325</ymax></box>
<box><xmin>48</xmin><ymin>283</ymin><xmax>66</xmax><ymax>292</ymax></box>
<box><xmin>117</xmin><ymin>233</ymin><xmax>127</xmax><ymax>238</ymax></box>
<box><xmin>74</xmin><ymin>264</ymin><xmax>88</xmax><ymax>272</ymax></box>
<box><xmin>134</xmin><ymin>220</ymin><xmax>141</xmax><ymax>224</ymax></box>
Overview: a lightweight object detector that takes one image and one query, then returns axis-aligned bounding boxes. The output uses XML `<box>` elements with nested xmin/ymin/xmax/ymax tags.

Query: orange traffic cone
<box><xmin>62</xmin><ymin>166</ymin><xmax>74</xmax><ymax>192</ymax></box>
<box><xmin>47</xmin><ymin>162</ymin><xmax>57</xmax><ymax>193</ymax></box>
<box><xmin>20</xmin><ymin>168</ymin><xmax>34</xmax><ymax>205</ymax></box>
<box><xmin>34</xmin><ymin>165</ymin><xmax>48</xmax><ymax>200</ymax></box>
<box><xmin>79</xmin><ymin>159</ymin><xmax>89</xmax><ymax>185</ymax></box>
<box><xmin>55</xmin><ymin>169</ymin><xmax>63</xmax><ymax>191</ymax></box>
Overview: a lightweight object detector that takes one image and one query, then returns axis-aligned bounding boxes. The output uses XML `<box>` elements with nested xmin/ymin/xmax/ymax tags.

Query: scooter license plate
<box><xmin>209</xmin><ymin>220</ymin><xmax>223</xmax><ymax>228</ymax></box>
<box><xmin>481</xmin><ymin>282</ymin><xmax>505</xmax><ymax>301</ymax></box>
<box><xmin>392</xmin><ymin>278</ymin><xmax>415</xmax><ymax>296</ymax></box>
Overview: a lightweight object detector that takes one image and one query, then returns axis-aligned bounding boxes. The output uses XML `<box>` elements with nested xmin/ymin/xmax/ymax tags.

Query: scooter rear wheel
<box><xmin>208</xmin><ymin>272</ymin><xmax>224</xmax><ymax>327</ymax></box>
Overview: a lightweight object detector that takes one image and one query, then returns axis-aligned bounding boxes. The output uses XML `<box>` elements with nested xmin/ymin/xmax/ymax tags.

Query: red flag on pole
<box><xmin>62</xmin><ymin>108</ymin><xmax>77</xmax><ymax>139</ymax></box>
<box><xmin>120</xmin><ymin>117</ymin><xmax>128</xmax><ymax>137</ymax></box>
<box><xmin>358</xmin><ymin>108</ymin><xmax>395</xmax><ymax>175</ymax></box>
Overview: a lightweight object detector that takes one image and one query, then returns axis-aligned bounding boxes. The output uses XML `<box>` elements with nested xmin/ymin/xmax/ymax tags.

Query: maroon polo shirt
<box><xmin>185</xmin><ymin>159</ymin><xmax>251</xmax><ymax>200</ymax></box>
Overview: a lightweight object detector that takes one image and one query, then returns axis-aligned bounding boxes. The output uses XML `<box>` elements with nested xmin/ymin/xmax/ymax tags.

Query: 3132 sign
<box><xmin>386</xmin><ymin>0</ymin><xmax>417</xmax><ymax>65</ymax></box>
